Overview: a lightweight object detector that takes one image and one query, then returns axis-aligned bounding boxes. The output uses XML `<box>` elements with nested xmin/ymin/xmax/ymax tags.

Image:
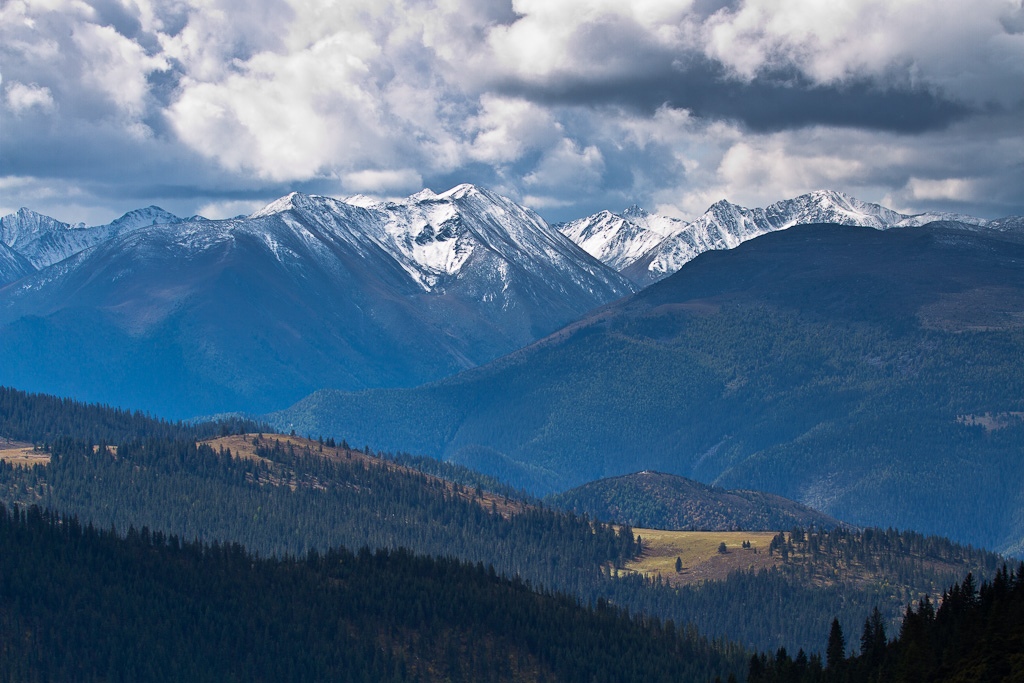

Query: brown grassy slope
<box><xmin>0</xmin><ymin>440</ymin><xmax>48</xmax><ymax>468</ymax></box>
<box><xmin>203</xmin><ymin>434</ymin><xmax>530</xmax><ymax>518</ymax></box>
<box><xmin>622</xmin><ymin>529</ymin><xmax>781</xmax><ymax>586</ymax></box>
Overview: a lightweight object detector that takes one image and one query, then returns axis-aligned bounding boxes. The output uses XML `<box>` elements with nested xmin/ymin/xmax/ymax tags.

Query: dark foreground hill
<box><xmin>271</xmin><ymin>223</ymin><xmax>1024</xmax><ymax>556</ymax></box>
<box><xmin>549</xmin><ymin>471</ymin><xmax>843</xmax><ymax>531</ymax></box>
<box><xmin>0</xmin><ymin>504</ymin><xmax>741</xmax><ymax>682</ymax></box>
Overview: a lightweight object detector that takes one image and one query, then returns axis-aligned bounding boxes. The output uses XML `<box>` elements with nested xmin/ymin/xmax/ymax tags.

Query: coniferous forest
<box><xmin>747</xmin><ymin>563</ymin><xmax>1024</xmax><ymax>682</ymax></box>
<box><xmin>0</xmin><ymin>386</ymin><xmax>1008</xmax><ymax>660</ymax></box>
<box><xmin>0</xmin><ymin>503</ymin><xmax>743</xmax><ymax>682</ymax></box>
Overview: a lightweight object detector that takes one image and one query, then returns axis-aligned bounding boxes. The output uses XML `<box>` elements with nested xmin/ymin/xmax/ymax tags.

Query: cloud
<box><xmin>702</xmin><ymin>0</ymin><xmax>1024</xmax><ymax>108</ymax></box>
<box><xmin>0</xmin><ymin>0</ymin><xmax>1022</xmax><ymax>227</ymax></box>
<box><xmin>5</xmin><ymin>82</ymin><xmax>55</xmax><ymax>114</ymax></box>
<box><xmin>195</xmin><ymin>198</ymin><xmax>266</xmax><ymax>220</ymax></box>
<box><xmin>343</xmin><ymin>169</ymin><xmax>423</xmax><ymax>194</ymax></box>
<box><xmin>904</xmin><ymin>177</ymin><xmax>979</xmax><ymax>204</ymax></box>
<box><xmin>466</xmin><ymin>95</ymin><xmax>563</xmax><ymax>164</ymax></box>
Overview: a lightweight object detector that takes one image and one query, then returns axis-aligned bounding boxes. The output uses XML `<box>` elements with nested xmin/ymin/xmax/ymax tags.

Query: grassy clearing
<box><xmin>202</xmin><ymin>434</ymin><xmax>530</xmax><ymax>518</ymax></box>
<box><xmin>0</xmin><ymin>440</ymin><xmax>49</xmax><ymax>467</ymax></box>
<box><xmin>623</xmin><ymin>529</ymin><xmax>783</xmax><ymax>586</ymax></box>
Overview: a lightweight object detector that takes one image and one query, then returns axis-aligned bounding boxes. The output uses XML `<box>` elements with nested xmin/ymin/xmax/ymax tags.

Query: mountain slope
<box><xmin>558</xmin><ymin>206</ymin><xmax>687</xmax><ymax>271</ymax></box>
<box><xmin>0</xmin><ymin>387</ymin><xmax>1003</xmax><ymax>656</ymax></box>
<box><xmin>270</xmin><ymin>223</ymin><xmax>1024</xmax><ymax>555</ymax></box>
<box><xmin>549</xmin><ymin>471</ymin><xmax>843</xmax><ymax>532</ymax></box>
<box><xmin>0</xmin><ymin>242</ymin><xmax>33</xmax><ymax>285</ymax></box>
<box><xmin>0</xmin><ymin>186</ymin><xmax>632</xmax><ymax>418</ymax></box>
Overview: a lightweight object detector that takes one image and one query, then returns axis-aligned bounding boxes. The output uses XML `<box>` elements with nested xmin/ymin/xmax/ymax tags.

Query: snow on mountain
<box><xmin>894</xmin><ymin>212</ymin><xmax>989</xmax><ymax>228</ymax></box>
<box><xmin>765</xmin><ymin>190</ymin><xmax>904</xmax><ymax>229</ymax></box>
<box><xmin>978</xmin><ymin>215</ymin><xmax>1023</xmax><ymax>232</ymax></box>
<box><xmin>0</xmin><ymin>209</ymin><xmax>74</xmax><ymax>255</ymax></box>
<box><xmin>569</xmin><ymin>191</ymin><xmax>1013</xmax><ymax>285</ymax></box>
<box><xmin>558</xmin><ymin>206</ymin><xmax>686</xmax><ymax>272</ymax></box>
<box><xmin>251</xmin><ymin>184</ymin><xmax>633</xmax><ymax>299</ymax></box>
<box><xmin>0</xmin><ymin>206</ymin><xmax>186</xmax><ymax>269</ymax></box>
<box><xmin>0</xmin><ymin>185</ymin><xmax>633</xmax><ymax>417</ymax></box>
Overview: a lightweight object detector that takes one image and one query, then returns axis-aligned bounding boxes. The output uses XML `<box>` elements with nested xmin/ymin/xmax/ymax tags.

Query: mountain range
<box><xmin>4</xmin><ymin>185</ymin><xmax>1024</xmax><ymax>555</ymax></box>
<box><xmin>3</xmin><ymin>185</ymin><xmax>1021</xmax><ymax>420</ymax></box>
<box><xmin>559</xmin><ymin>189</ymin><xmax>1023</xmax><ymax>285</ymax></box>
<box><xmin>0</xmin><ymin>185</ymin><xmax>630</xmax><ymax>417</ymax></box>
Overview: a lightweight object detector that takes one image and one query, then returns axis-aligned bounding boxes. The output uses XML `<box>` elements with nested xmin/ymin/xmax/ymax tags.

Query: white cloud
<box><xmin>466</xmin><ymin>95</ymin><xmax>562</xmax><ymax>164</ymax></box>
<box><xmin>703</xmin><ymin>0</ymin><xmax>1024</xmax><ymax>106</ymax></box>
<box><xmin>195</xmin><ymin>198</ymin><xmax>267</xmax><ymax>220</ymax></box>
<box><xmin>903</xmin><ymin>177</ymin><xmax>980</xmax><ymax>203</ymax></box>
<box><xmin>343</xmin><ymin>168</ymin><xmax>423</xmax><ymax>194</ymax></box>
<box><xmin>71</xmin><ymin>22</ymin><xmax>168</xmax><ymax>122</ymax></box>
<box><xmin>5</xmin><ymin>82</ymin><xmax>55</xmax><ymax>113</ymax></box>
<box><xmin>523</xmin><ymin>138</ymin><xmax>604</xmax><ymax>189</ymax></box>
<box><xmin>1</xmin><ymin>0</ymin><xmax>1023</xmax><ymax>223</ymax></box>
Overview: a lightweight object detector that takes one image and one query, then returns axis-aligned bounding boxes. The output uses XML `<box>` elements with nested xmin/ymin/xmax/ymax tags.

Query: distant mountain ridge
<box><xmin>0</xmin><ymin>206</ymin><xmax>192</xmax><ymax>272</ymax></box>
<box><xmin>0</xmin><ymin>185</ymin><xmax>631</xmax><ymax>417</ymax></box>
<box><xmin>559</xmin><ymin>190</ymin><xmax>1018</xmax><ymax>284</ymax></box>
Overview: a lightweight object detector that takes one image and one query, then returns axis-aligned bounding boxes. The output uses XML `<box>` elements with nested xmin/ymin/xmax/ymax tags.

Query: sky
<box><xmin>1</xmin><ymin>0</ymin><xmax>1023</xmax><ymax>227</ymax></box>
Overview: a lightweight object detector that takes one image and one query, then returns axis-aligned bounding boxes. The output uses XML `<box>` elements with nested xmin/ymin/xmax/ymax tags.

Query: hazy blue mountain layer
<box><xmin>0</xmin><ymin>186</ymin><xmax>631</xmax><ymax>418</ymax></box>
<box><xmin>271</xmin><ymin>223</ymin><xmax>1024</xmax><ymax>555</ymax></box>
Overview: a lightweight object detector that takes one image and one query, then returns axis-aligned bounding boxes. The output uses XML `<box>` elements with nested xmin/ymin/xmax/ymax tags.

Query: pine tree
<box><xmin>826</xmin><ymin>617</ymin><xmax>846</xmax><ymax>670</ymax></box>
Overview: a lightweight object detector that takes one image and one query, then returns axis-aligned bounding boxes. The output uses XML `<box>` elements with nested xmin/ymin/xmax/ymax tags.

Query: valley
<box><xmin>0</xmin><ymin>387</ymin><xmax>1006</xmax><ymax>657</ymax></box>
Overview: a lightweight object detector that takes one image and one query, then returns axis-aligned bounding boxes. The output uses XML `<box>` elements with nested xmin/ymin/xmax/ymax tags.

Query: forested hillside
<box><xmin>271</xmin><ymin>224</ymin><xmax>1024</xmax><ymax>556</ymax></box>
<box><xmin>0</xmin><ymin>386</ymin><xmax>264</xmax><ymax>443</ymax></box>
<box><xmin>1</xmin><ymin>434</ymin><xmax>636</xmax><ymax>590</ymax></box>
<box><xmin>599</xmin><ymin>526</ymin><xmax>1002</xmax><ymax>656</ymax></box>
<box><xmin>1</xmin><ymin>388</ymin><xmax>1007</xmax><ymax>655</ymax></box>
<box><xmin>0</xmin><ymin>503</ymin><xmax>743</xmax><ymax>683</ymax></box>
<box><xmin>548</xmin><ymin>471</ymin><xmax>842</xmax><ymax>531</ymax></box>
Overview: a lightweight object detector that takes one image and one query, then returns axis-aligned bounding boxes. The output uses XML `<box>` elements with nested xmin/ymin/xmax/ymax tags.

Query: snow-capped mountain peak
<box><xmin>567</xmin><ymin>190</ymin><xmax>1011</xmax><ymax>285</ymax></box>
<box><xmin>621</xmin><ymin>204</ymin><xmax>649</xmax><ymax>219</ymax></box>
<box><xmin>557</xmin><ymin>205</ymin><xmax>686</xmax><ymax>272</ymax></box>
<box><xmin>108</xmin><ymin>206</ymin><xmax>186</xmax><ymax>232</ymax></box>
<box><xmin>766</xmin><ymin>190</ymin><xmax>904</xmax><ymax>229</ymax></box>
<box><xmin>409</xmin><ymin>188</ymin><xmax>438</xmax><ymax>202</ymax></box>
<box><xmin>0</xmin><ymin>208</ymin><xmax>72</xmax><ymax>252</ymax></box>
<box><xmin>438</xmin><ymin>183</ymin><xmax>480</xmax><ymax>201</ymax></box>
<box><xmin>249</xmin><ymin>191</ymin><xmax>324</xmax><ymax>219</ymax></box>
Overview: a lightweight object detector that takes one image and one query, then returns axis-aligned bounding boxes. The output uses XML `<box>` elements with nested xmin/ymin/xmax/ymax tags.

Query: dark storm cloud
<box><xmin>500</xmin><ymin>56</ymin><xmax>971</xmax><ymax>134</ymax></box>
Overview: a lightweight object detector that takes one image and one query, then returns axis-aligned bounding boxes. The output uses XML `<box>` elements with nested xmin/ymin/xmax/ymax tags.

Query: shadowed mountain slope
<box><xmin>271</xmin><ymin>223</ymin><xmax>1024</xmax><ymax>555</ymax></box>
